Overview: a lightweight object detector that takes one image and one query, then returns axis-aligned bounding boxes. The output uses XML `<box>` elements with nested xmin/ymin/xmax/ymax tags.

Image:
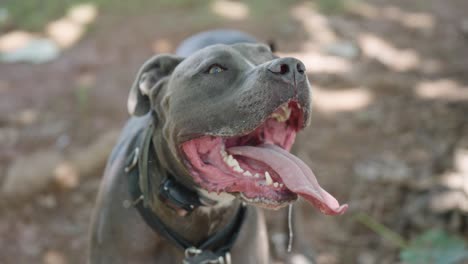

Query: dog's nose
<box><xmin>267</xmin><ymin>57</ymin><xmax>306</xmax><ymax>85</ymax></box>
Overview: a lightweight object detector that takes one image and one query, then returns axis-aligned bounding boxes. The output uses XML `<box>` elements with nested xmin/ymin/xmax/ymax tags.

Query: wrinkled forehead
<box><xmin>176</xmin><ymin>43</ymin><xmax>276</xmax><ymax>70</ymax></box>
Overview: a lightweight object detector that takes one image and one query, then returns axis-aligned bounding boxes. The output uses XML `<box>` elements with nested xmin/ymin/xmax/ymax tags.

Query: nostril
<box><xmin>296</xmin><ymin>63</ymin><xmax>305</xmax><ymax>74</ymax></box>
<box><xmin>279</xmin><ymin>64</ymin><xmax>290</xmax><ymax>75</ymax></box>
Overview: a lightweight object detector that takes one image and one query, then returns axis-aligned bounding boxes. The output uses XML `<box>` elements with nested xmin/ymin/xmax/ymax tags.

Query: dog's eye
<box><xmin>206</xmin><ymin>64</ymin><xmax>226</xmax><ymax>74</ymax></box>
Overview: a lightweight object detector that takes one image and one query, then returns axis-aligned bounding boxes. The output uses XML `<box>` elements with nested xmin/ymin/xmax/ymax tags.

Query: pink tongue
<box><xmin>227</xmin><ymin>144</ymin><xmax>348</xmax><ymax>215</ymax></box>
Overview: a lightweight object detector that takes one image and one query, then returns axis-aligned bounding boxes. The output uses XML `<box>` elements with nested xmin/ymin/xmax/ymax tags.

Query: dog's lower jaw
<box><xmin>197</xmin><ymin>188</ymin><xmax>237</xmax><ymax>213</ymax></box>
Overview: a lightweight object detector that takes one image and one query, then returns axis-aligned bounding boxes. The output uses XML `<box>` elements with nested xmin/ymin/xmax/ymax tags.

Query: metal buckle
<box><xmin>183</xmin><ymin>247</ymin><xmax>231</xmax><ymax>264</ymax></box>
<box><xmin>224</xmin><ymin>252</ymin><xmax>231</xmax><ymax>264</ymax></box>
<box><xmin>185</xmin><ymin>247</ymin><xmax>203</xmax><ymax>258</ymax></box>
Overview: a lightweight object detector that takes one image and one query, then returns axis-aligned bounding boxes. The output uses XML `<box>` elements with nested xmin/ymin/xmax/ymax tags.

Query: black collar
<box><xmin>124</xmin><ymin>122</ymin><xmax>248</xmax><ymax>264</ymax></box>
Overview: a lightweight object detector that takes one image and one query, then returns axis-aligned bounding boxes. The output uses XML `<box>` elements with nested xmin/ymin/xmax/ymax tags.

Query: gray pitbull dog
<box><xmin>88</xmin><ymin>30</ymin><xmax>347</xmax><ymax>264</ymax></box>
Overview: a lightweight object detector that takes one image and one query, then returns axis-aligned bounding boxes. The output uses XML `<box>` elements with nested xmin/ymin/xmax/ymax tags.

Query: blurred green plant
<box><xmin>401</xmin><ymin>229</ymin><xmax>468</xmax><ymax>264</ymax></box>
<box><xmin>1</xmin><ymin>0</ymin><xmax>200</xmax><ymax>32</ymax></box>
<box><xmin>316</xmin><ymin>0</ymin><xmax>345</xmax><ymax>14</ymax></box>
<box><xmin>355</xmin><ymin>213</ymin><xmax>468</xmax><ymax>264</ymax></box>
<box><xmin>75</xmin><ymin>84</ymin><xmax>90</xmax><ymax>117</ymax></box>
<box><xmin>245</xmin><ymin>0</ymin><xmax>301</xmax><ymax>17</ymax></box>
<box><xmin>2</xmin><ymin>0</ymin><xmax>69</xmax><ymax>31</ymax></box>
<box><xmin>1</xmin><ymin>0</ymin><xmax>358</xmax><ymax>33</ymax></box>
<box><xmin>354</xmin><ymin>212</ymin><xmax>408</xmax><ymax>248</ymax></box>
<box><xmin>315</xmin><ymin>0</ymin><xmax>357</xmax><ymax>14</ymax></box>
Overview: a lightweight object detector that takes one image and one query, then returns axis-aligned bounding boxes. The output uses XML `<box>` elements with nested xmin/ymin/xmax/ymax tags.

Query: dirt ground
<box><xmin>1</xmin><ymin>1</ymin><xmax>467</xmax><ymax>263</ymax></box>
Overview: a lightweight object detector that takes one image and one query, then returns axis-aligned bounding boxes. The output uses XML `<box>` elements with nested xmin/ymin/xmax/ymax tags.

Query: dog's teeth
<box><xmin>233</xmin><ymin>165</ymin><xmax>244</xmax><ymax>173</ymax></box>
<box><xmin>279</xmin><ymin>183</ymin><xmax>284</xmax><ymax>188</ymax></box>
<box><xmin>282</xmin><ymin>105</ymin><xmax>291</xmax><ymax>120</ymax></box>
<box><xmin>254</xmin><ymin>173</ymin><xmax>260</xmax><ymax>178</ymax></box>
<box><xmin>271</xmin><ymin>113</ymin><xmax>284</xmax><ymax>122</ymax></box>
<box><xmin>243</xmin><ymin>171</ymin><xmax>252</xmax><ymax>177</ymax></box>
<box><xmin>271</xmin><ymin>104</ymin><xmax>292</xmax><ymax>122</ymax></box>
<box><xmin>272</xmin><ymin>113</ymin><xmax>287</xmax><ymax>123</ymax></box>
<box><xmin>220</xmin><ymin>150</ymin><xmax>228</xmax><ymax>159</ymax></box>
<box><xmin>265</xmin><ymin>171</ymin><xmax>273</xmax><ymax>185</ymax></box>
<box><xmin>225</xmin><ymin>155</ymin><xmax>240</xmax><ymax>168</ymax></box>
<box><xmin>223</xmin><ymin>154</ymin><xmax>244</xmax><ymax>173</ymax></box>
<box><xmin>273</xmin><ymin>182</ymin><xmax>279</xmax><ymax>188</ymax></box>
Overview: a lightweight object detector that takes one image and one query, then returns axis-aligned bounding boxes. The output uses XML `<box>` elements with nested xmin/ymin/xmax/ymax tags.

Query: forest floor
<box><xmin>1</xmin><ymin>0</ymin><xmax>467</xmax><ymax>263</ymax></box>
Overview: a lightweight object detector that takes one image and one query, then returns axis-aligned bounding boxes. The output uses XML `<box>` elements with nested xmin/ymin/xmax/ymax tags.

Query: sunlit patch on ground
<box><xmin>15</xmin><ymin>109</ymin><xmax>39</xmax><ymax>126</ymax></box>
<box><xmin>347</xmin><ymin>2</ymin><xmax>379</xmax><ymax>19</ymax></box>
<box><xmin>432</xmin><ymin>144</ymin><xmax>468</xmax><ymax>213</ymax></box>
<box><xmin>211</xmin><ymin>0</ymin><xmax>249</xmax><ymax>20</ymax></box>
<box><xmin>46</xmin><ymin>18</ymin><xmax>85</xmax><ymax>48</ymax></box>
<box><xmin>414</xmin><ymin>79</ymin><xmax>468</xmax><ymax>101</ymax></box>
<box><xmin>290</xmin><ymin>2</ymin><xmax>338</xmax><ymax>48</ymax></box>
<box><xmin>0</xmin><ymin>31</ymin><xmax>35</xmax><ymax>52</ymax></box>
<box><xmin>285</xmin><ymin>2</ymin><xmax>358</xmax><ymax>75</ymax></box>
<box><xmin>313</xmin><ymin>86</ymin><xmax>373</xmax><ymax>113</ymax></box>
<box><xmin>0</xmin><ymin>3</ymin><xmax>98</xmax><ymax>63</ymax></box>
<box><xmin>440</xmin><ymin>170</ymin><xmax>468</xmax><ymax>195</ymax></box>
<box><xmin>278</xmin><ymin>51</ymin><xmax>352</xmax><ymax>74</ymax></box>
<box><xmin>46</xmin><ymin>3</ymin><xmax>98</xmax><ymax>48</ymax></box>
<box><xmin>67</xmin><ymin>3</ymin><xmax>98</xmax><ymax>25</ymax></box>
<box><xmin>42</xmin><ymin>249</ymin><xmax>67</xmax><ymax>264</ymax></box>
<box><xmin>152</xmin><ymin>38</ymin><xmax>173</xmax><ymax>53</ymax></box>
<box><xmin>54</xmin><ymin>162</ymin><xmax>80</xmax><ymax>190</ymax></box>
<box><xmin>429</xmin><ymin>184</ymin><xmax>468</xmax><ymax>213</ymax></box>
<box><xmin>455</xmin><ymin>148</ymin><xmax>468</xmax><ymax>173</ymax></box>
<box><xmin>381</xmin><ymin>6</ymin><xmax>434</xmax><ymax>32</ymax></box>
<box><xmin>349</xmin><ymin>2</ymin><xmax>435</xmax><ymax>32</ymax></box>
<box><xmin>359</xmin><ymin>33</ymin><xmax>421</xmax><ymax>72</ymax></box>
<box><xmin>440</xmin><ymin>147</ymin><xmax>468</xmax><ymax>192</ymax></box>
<box><xmin>316</xmin><ymin>252</ymin><xmax>338</xmax><ymax>264</ymax></box>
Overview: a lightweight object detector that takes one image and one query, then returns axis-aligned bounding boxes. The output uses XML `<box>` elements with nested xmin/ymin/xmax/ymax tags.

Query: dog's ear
<box><xmin>128</xmin><ymin>54</ymin><xmax>183</xmax><ymax>116</ymax></box>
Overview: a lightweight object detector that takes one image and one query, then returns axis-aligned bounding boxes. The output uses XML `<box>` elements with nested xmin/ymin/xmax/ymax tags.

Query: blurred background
<box><xmin>1</xmin><ymin>0</ymin><xmax>467</xmax><ymax>263</ymax></box>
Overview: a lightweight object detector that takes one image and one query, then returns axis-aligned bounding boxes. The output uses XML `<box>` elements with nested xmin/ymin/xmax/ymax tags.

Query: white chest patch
<box><xmin>197</xmin><ymin>189</ymin><xmax>236</xmax><ymax>214</ymax></box>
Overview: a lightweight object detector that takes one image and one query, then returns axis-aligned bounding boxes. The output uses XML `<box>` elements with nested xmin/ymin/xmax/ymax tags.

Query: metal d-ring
<box><xmin>224</xmin><ymin>252</ymin><xmax>231</xmax><ymax>264</ymax></box>
<box><xmin>124</xmin><ymin>147</ymin><xmax>139</xmax><ymax>172</ymax></box>
<box><xmin>184</xmin><ymin>247</ymin><xmax>202</xmax><ymax>258</ymax></box>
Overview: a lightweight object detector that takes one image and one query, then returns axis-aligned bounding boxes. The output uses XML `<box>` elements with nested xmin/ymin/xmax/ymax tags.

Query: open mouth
<box><xmin>181</xmin><ymin>101</ymin><xmax>348</xmax><ymax>215</ymax></box>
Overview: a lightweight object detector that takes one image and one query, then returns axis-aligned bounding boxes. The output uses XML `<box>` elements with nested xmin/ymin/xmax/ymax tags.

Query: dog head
<box><xmin>128</xmin><ymin>43</ymin><xmax>347</xmax><ymax>214</ymax></box>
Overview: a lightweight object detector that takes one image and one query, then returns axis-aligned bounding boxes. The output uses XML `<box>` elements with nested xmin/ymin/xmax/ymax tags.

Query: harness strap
<box><xmin>138</xmin><ymin>122</ymin><xmax>154</xmax><ymax>208</ymax></box>
<box><xmin>125</xmin><ymin>123</ymin><xmax>248</xmax><ymax>264</ymax></box>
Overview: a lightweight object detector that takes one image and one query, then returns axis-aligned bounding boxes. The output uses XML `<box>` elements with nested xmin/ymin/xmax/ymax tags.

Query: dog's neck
<box><xmin>149</xmin><ymin>177</ymin><xmax>241</xmax><ymax>246</ymax></box>
<box><xmin>143</xmin><ymin>121</ymin><xmax>242</xmax><ymax>246</ymax></box>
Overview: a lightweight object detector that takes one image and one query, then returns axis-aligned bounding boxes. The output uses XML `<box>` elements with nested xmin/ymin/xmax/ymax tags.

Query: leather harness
<box><xmin>124</xmin><ymin>120</ymin><xmax>247</xmax><ymax>264</ymax></box>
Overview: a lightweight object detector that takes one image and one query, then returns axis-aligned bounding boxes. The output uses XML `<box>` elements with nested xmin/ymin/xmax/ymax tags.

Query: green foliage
<box><xmin>75</xmin><ymin>84</ymin><xmax>90</xmax><ymax>117</ymax></box>
<box><xmin>316</xmin><ymin>0</ymin><xmax>346</xmax><ymax>14</ymax></box>
<box><xmin>314</xmin><ymin>0</ymin><xmax>358</xmax><ymax>14</ymax></box>
<box><xmin>356</xmin><ymin>213</ymin><xmax>468</xmax><ymax>264</ymax></box>
<box><xmin>246</xmin><ymin>0</ymin><xmax>301</xmax><ymax>16</ymax></box>
<box><xmin>400</xmin><ymin>229</ymin><xmax>468</xmax><ymax>264</ymax></box>
<box><xmin>354</xmin><ymin>213</ymin><xmax>408</xmax><ymax>248</ymax></box>
<box><xmin>2</xmin><ymin>0</ymin><xmax>72</xmax><ymax>31</ymax></box>
<box><xmin>1</xmin><ymin>0</ymin><xmax>200</xmax><ymax>32</ymax></box>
